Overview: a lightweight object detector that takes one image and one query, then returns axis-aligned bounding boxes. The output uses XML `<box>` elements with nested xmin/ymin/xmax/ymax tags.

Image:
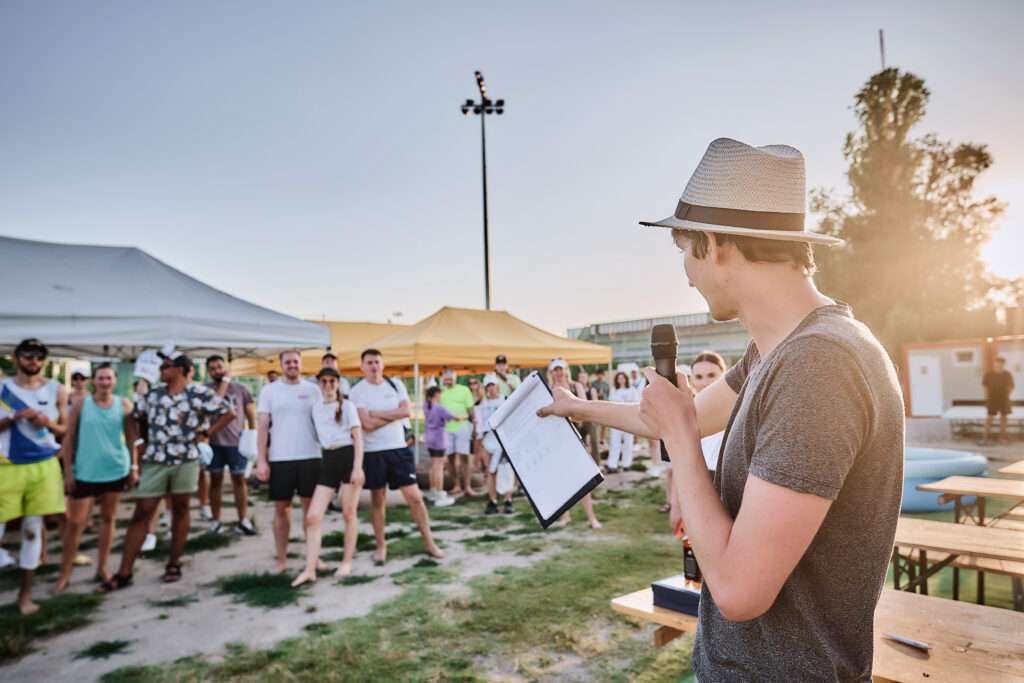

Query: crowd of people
<box><xmin>0</xmin><ymin>335</ymin><xmax>729</xmax><ymax>612</ymax></box>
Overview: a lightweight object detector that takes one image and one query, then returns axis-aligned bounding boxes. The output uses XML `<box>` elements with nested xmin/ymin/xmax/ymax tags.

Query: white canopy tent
<box><xmin>0</xmin><ymin>236</ymin><xmax>329</xmax><ymax>359</ymax></box>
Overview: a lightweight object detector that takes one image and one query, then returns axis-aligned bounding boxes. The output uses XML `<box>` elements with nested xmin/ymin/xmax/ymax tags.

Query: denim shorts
<box><xmin>208</xmin><ymin>445</ymin><xmax>247</xmax><ymax>476</ymax></box>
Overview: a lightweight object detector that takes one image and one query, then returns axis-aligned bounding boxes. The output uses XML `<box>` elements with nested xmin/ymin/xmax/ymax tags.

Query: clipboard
<box><xmin>489</xmin><ymin>371</ymin><xmax>604</xmax><ymax>529</ymax></box>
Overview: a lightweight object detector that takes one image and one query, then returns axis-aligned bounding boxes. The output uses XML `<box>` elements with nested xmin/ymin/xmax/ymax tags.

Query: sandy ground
<box><xmin>2</xmin><ymin>430</ymin><xmax>1021</xmax><ymax>682</ymax></box>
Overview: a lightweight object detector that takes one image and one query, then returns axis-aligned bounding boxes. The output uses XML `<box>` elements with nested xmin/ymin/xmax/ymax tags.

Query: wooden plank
<box><xmin>874</xmin><ymin>589</ymin><xmax>1024</xmax><ymax>682</ymax></box>
<box><xmin>894</xmin><ymin>518</ymin><xmax>1024</xmax><ymax>563</ymax></box>
<box><xmin>1005</xmin><ymin>504</ymin><xmax>1024</xmax><ymax>523</ymax></box>
<box><xmin>917</xmin><ymin>476</ymin><xmax>1024</xmax><ymax>501</ymax></box>
<box><xmin>612</xmin><ymin>588</ymin><xmax>1024</xmax><ymax>682</ymax></box>
<box><xmin>998</xmin><ymin>460</ymin><xmax>1024</xmax><ymax>476</ymax></box>
<box><xmin>903</xmin><ymin>547</ymin><xmax>1024</xmax><ymax>578</ymax></box>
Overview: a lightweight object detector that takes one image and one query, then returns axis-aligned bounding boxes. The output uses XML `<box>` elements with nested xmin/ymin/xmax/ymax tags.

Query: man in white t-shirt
<box><xmin>349</xmin><ymin>349</ymin><xmax>444</xmax><ymax>562</ymax></box>
<box><xmin>256</xmin><ymin>349</ymin><xmax>323</xmax><ymax>574</ymax></box>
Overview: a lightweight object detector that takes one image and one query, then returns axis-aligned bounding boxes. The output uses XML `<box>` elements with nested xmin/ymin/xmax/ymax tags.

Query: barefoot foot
<box><xmin>426</xmin><ymin>544</ymin><xmax>446</xmax><ymax>559</ymax></box>
<box><xmin>589</xmin><ymin>519</ymin><xmax>603</xmax><ymax>530</ymax></box>
<box><xmin>372</xmin><ymin>547</ymin><xmax>387</xmax><ymax>564</ymax></box>
<box><xmin>334</xmin><ymin>561</ymin><xmax>354</xmax><ymax>578</ymax></box>
<box><xmin>51</xmin><ymin>577</ymin><xmax>70</xmax><ymax>595</ymax></box>
<box><xmin>18</xmin><ymin>599</ymin><xmax>40</xmax><ymax>616</ymax></box>
<box><xmin>274</xmin><ymin>561</ymin><xmax>288</xmax><ymax>575</ymax></box>
<box><xmin>291</xmin><ymin>570</ymin><xmax>316</xmax><ymax>588</ymax></box>
<box><xmin>316</xmin><ymin>559</ymin><xmax>328</xmax><ymax>572</ymax></box>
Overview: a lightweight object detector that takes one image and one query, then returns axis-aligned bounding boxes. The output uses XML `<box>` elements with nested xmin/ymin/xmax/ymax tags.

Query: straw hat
<box><xmin>639</xmin><ymin>138</ymin><xmax>843</xmax><ymax>246</ymax></box>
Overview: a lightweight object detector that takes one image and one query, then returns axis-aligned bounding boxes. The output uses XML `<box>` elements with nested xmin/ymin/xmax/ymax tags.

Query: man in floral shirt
<box><xmin>99</xmin><ymin>352</ymin><xmax>233</xmax><ymax>591</ymax></box>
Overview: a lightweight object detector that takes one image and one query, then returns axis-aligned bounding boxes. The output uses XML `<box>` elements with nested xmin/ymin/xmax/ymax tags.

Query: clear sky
<box><xmin>2</xmin><ymin>1</ymin><xmax>1021</xmax><ymax>335</ymax></box>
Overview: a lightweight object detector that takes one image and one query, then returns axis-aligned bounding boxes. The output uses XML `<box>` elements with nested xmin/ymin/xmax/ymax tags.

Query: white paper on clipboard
<box><xmin>488</xmin><ymin>372</ymin><xmax>603</xmax><ymax>524</ymax></box>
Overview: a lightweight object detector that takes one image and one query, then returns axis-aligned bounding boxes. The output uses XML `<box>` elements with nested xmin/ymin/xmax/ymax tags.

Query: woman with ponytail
<box><xmin>293</xmin><ymin>368</ymin><xmax>364</xmax><ymax>586</ymax></box>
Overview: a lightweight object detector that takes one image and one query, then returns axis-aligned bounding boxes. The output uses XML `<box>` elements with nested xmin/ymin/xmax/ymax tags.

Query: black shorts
<box><xmin>71</xmin><ymin>476</ymin><xmax>129</xmax><ymax>499</ymax></box>
<box><xmin>319</xmin><ymin>446</ymin><xmax>355</xmax><ymax>490</ymax></box>
<box><xmin>428</xmin><ymin>448</ymin><xmax>446</xmax><ymax>459</ymax></box>
<box><xmin>987</xmin><ymin>399</ymin><xmax>1012</xmax><ymax>416</ymax></box>
<box><xmin>269</xmin><ymin>458</ymin><xmax>321</xmax><ymax>501</ymax></box>
<box><xmin>363</xmin><ymin>447</ymin><xmax>418</xmax><ymax>491</ymax></box>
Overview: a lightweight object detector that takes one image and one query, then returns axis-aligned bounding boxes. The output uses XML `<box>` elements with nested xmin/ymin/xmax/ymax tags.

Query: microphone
<box><xmin>650</xmin><ymin>323</ymin><xmax>678</xmax><ymax>462</ymax></box>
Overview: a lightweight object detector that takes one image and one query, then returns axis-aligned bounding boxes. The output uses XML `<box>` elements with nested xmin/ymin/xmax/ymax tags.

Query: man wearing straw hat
<box><xmin>541</xmin><ymin>138</ymin><xmax>903</xmax><ymax>681</ymax></box>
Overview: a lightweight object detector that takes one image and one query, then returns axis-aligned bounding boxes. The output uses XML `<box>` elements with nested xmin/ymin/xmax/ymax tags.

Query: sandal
<box><xmin>658</xmin><ymin>503</ymin><xmax>671</xmax><ymax>513</ymax></box>
<box><xmin>162</xmin><ymin>563</ymin><xmax>182</xmax><ymax>583</ymax></box>
<box><xmin>96</xmin><ymin>573</ymin><xmax>133</xmax><ymax>594</ymax></box>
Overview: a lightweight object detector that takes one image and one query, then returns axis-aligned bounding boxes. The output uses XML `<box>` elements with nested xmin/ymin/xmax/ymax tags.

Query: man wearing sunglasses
<box><xmin>99</xmin><ymin>351</ymin><xmax>234</xmax><ymax>590</ymax></box>
<box><xmin>0</xmin><ymin>338</ymin><xmax>68</xmax><ymax>615</ymax></box>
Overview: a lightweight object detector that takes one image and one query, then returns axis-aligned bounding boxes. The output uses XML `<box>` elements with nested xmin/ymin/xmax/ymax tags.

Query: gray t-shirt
<box><xmin>692</xmin><ymin>304</ymin><xmax>904</xmax><ymax>682</ymax></box>
<box><xmin>206</xmin><ymin>381</ymin><xmax>252</xmax><ymax>448</ymax></box>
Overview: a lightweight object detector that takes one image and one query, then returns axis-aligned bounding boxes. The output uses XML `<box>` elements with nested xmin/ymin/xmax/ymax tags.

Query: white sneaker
<box><xmin>141</xmin><ymin>533</ymin><xmax>157</xmax><ymax>552</ymax></box>
<box><xmin>0</xmin><ymin>548</ymin><xmax>14</xmax><ymax>569</ymax></box>
<box><xmin>432</xmin><ymin>492</ymin><xmax>455</xmax><ymax>508</ymax></box>
<box><xmin>159</xmin><ymin>512</ymin><xmax>170</xmax><ymax>528</ymax></box>
<box><xmin>208</xmin><ymin>521</ymin><xmax>223</xmax><ymax>535</ymax></box>
<box><xmin>200</xmin><ymin>505</ymin><xmax>213</xmax><ymax>521</ymax></box>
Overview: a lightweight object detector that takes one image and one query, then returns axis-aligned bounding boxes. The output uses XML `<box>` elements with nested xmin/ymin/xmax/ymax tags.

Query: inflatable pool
<box><xmin>902</xmin><ymin>447</ymin><xmax>988</xmax><ymax>512</ymax></box>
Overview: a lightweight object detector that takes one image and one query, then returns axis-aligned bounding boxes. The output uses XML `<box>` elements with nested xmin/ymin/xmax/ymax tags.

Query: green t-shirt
<box><xmin>440</xmin><ymin>384</ymin><xmax>475</xmax><ymax>432</ymax></box>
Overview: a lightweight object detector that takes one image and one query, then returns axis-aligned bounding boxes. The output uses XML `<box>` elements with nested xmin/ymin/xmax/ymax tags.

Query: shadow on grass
<box><xmin>75</xmin><ymin>638</ymin><xmax>134</xmax><ymax>660</ymax></box>
<box><xmin>0</xmin><ymin>592</ymin><xmax>104</xmax><ymax>663</ymax></box>
<box><xmin>216</xmin><ymin>573</ymin><xmax>308</xmax><ymax>609</ymax></box>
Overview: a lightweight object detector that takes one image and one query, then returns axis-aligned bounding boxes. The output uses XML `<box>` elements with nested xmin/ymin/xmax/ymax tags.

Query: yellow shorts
<box><xmin>0</xmin><ymin>457</ymin><xmax>66</xmax><ymax>522</ymax></box>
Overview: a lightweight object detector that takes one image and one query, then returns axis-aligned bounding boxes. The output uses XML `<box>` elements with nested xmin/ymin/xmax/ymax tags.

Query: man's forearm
<box><xmin>208</xmin><ymin>411</ymin><xmax>236</xmax><ymax>437</ymax></box>
<box><xmin>570</xmin><ymin>400</ymin><xmax>657</xmax><ymax>439</ymax></box>
<box><xmin>664</xmin><ymin>428</ymin><xmax>736</xmax><ymax>595</ymax></box>
<box><xmin>369</xmin><ymin>408</ymin><xmax>410</xmax><ymax>422</ymax></box>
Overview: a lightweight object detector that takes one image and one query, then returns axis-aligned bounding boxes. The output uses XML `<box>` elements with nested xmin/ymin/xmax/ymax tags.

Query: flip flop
<box><xmin>162</xmin><ymin>563</ymin><xmax>183</xmax><ymax>583</ymax></box>
<box><xmin>96</xmin><ymin>573</ymin><xmax>133</xmax><ymax>594</ymax></box>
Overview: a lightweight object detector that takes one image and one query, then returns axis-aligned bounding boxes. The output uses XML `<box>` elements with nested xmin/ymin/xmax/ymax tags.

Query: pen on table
<box><xmin>881</xmin><ymin>633</ymin><xmax>931</xmax><ymax>653</ymax></box>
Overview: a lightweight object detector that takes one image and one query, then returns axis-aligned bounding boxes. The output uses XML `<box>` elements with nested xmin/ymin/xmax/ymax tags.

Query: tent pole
<box><xmin>413</xmin><ymin>363</ymin><xmax>421</xmax><ymax>465</ymax></box>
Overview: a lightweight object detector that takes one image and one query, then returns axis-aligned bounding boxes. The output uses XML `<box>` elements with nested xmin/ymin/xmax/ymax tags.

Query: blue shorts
<box><xmin>363</xmin><ymin>447</ymin><xmax>418</xmax><ymax>491</ymax></box>
<box><xmin>208</xmin><ymin>445</ymin><xmax>247</xmax><ymax>476</ymax></box>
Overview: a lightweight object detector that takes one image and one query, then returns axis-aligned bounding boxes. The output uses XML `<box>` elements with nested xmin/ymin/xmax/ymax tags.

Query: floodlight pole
<box><xmin>461</xmin><ymin>71</ymin><xmax>504</xmax><ymax>310</ymax></box>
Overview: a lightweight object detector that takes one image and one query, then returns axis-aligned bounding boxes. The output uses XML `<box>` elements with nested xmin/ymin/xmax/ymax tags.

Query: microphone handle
<box><xmin>653</xmin><ymin>357</ymin><xmax>677</xmax><ymax>462</ymax></box>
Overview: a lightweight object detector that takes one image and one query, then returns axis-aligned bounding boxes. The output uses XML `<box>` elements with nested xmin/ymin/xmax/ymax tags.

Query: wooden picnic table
<box><xmin>998</xmin><ymin>459</ymin><xmax>1024</xmax><ymax>476</ymax></box>
<box><xmin>916</xmin><ymin>475</ymin><xmax>1024</xmax><ymax>526</ymax></box>
<box><xmin>891</xmin><ymin>517</ymin><xmax>1024</xmax><ymax>609</ymax></box>
<box><xmin>611</xmin><ymin>587</ymin><xmax>1024</xmax><ymax>682</ymax></box>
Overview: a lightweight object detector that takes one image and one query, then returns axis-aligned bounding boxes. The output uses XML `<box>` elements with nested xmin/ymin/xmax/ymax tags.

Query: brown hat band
<box><xmin>674</xmin><ymin>201</ymin><xmax>804</xmax><ymax>232</ymax></box>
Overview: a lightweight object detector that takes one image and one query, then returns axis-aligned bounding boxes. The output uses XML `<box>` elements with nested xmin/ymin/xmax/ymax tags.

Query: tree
<box><xmin>812</xmin><ymin>68</ymin><xmax>1007</xmax><ymax>356</ymax></box>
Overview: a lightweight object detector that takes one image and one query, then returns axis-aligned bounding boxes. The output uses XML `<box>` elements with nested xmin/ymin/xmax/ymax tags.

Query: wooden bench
<box><xmin>611</xmin><ymin>587</ymin><xmax>1024</xmax><ymax>682</ymax></box>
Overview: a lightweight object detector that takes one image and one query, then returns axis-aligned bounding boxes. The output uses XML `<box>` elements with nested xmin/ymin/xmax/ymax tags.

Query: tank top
<box><xmin>74</xmin><ymin>394</ymin><xmax>130</xmax><ymax>483</ymax></box>
<box><xmin>0</xmin><ymin>377</ymin><xmax>60</xmax><ymax>465</ymax></box>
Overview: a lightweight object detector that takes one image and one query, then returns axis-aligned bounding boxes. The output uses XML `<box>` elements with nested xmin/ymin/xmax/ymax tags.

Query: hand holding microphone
<box><xmin>643</xmin><ymin>324</ymin><xmax>698</xmax><ymax>460</ymax></box>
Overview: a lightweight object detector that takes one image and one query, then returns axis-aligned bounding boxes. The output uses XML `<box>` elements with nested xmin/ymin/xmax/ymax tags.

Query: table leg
<box><xmin>978</xmin><ymin>569</ymin><xmax>986</xmax><ymax>605</ymax></box>
<box><xmin>653</xmin><ymin>625</ymin><xmax>683</xmax><ymax>648</ymax></box>
<box><xmin>1013</xmin><ymin>578</ymin><xmax>1023</xmax><ymax>612</ymax></box>
<box><xmin>919</xmin><ymin>550</ymin><xmax>928</xmax><ymax>596</ymax></box>
<box><xmin>953</xmin><ymin>567</ymin><xmax>960</xmax><ymax>601</ymax></box>
<box><xmin>892</xmin><ymin>547</ymin><xmax>901</xmax><ymax>590</ymax></box>
<box><xmin>907</xmin><ymin>555</ymin><xmax>917</xmax><ymax>593</ymax></box>
<box><xmin>978</xmin><ymin>497</ymin><xmax>986</xmax><ymax>526</ymax></box>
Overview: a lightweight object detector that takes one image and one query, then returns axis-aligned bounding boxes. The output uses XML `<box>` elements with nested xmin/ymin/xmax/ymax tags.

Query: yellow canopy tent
<box><xmin>366</xmin><ymin>306</ymin><xmax>612</xmax><ymax>373</ymax></box>
<box><xmin>230</xmin><ymin>321</ymin><xmax>409</xmax><ymax>377</ymax></box>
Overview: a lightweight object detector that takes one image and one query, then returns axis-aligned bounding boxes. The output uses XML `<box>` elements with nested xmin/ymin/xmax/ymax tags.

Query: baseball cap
<box><xmin>495</xmin><ymin>354</ymin><xmax>508</xmax><ymax>364</ymax></box>
<box><xmin>72</xmin><ymin>369</ymin><xmax>91</xmax><ymax>380</ymax></box>
<box><xmin>158</xmin><ymin>350</ymin><xmax>193</xmax><ymax>371</ymax></box>
<box><xmin>15</xmin><ymin>338</ymin><xmax>48</xmax><ymax>358</ymax></box>
<box><xmin>316</xmin><ymin>367</ymin><xmax>341</xmax><ymax>380</ymax></box>
<box><xmin>548</xmin><ymin>358</ymin><xmax>567</xmax><ymax>372</ymax></box>
<box><xmin>483</xmin><ymin>374</ymin><xmax>499</xmax><ymax>387</ymax></box>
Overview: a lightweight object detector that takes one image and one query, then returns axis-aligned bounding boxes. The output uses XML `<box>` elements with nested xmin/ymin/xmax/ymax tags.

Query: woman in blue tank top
<box><xmin>53</xmin><ymin>364</ymin><xmax>138</xmax><ymax>593</ymax></box>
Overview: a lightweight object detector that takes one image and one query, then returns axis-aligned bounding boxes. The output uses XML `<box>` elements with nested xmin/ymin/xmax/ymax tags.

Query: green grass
<box><xmin>390</xmin><ymin>558</ymin><xmax>454</xmax><ymax>587</ymax></box>
<box><xmin>0</xmin><ymin>563</ymin><xmax>59</xmax><ymax>591</ymax></box>
<box><xmin>461</xmin><ymin>533</ymin><xmax>509</xmax><ymax>549</ymax></box>
<box><xmin>337</xmin><ymin>574</ymin><xmax>378</xmax><ymax>587</ymax></box>
<box><xmin>147</xmin><ymin>594</ymin><xmax>199</xmax><ymax>609</ymax></box>
<box><xmin>102</xmin><ymin>483</ymin><xmax>690</xmax><ymax>682</ymax></box>
<box><xmin>75</xmin><ymin>638</ymin><xmax>134</xmax><ymax>660</ymax></box>
<box><xmin>142</xmin><ymin>531</ymin><xmax>238</xmax><ymax>561</ymax></box>
<box><xmin>216</xmin><ymin>573</ymin><xmax>308</xmax><ymax>609</ymax></box>
<box><xmin>0</xmin><ymin>592</ymin><xmax>104</xmax><ymax>663</ymax></box>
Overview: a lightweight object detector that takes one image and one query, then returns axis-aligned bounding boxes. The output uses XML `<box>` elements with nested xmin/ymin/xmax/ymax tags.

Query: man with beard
<box><xmin>0</xmin><ymin>339</ymin><xmax>68</xmax><ymax>615</ymax></box>
<box><xmin>205</xmin><ymin>355</ymin><xmax>257</xmax><ymax>535</ymax></box>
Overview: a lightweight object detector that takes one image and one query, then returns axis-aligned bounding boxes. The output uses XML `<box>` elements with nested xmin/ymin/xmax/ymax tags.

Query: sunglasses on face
<box><xmin>19</xmin><ymin>351</ymin><xmax>45</xmax><ymax>361</ymax></box>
